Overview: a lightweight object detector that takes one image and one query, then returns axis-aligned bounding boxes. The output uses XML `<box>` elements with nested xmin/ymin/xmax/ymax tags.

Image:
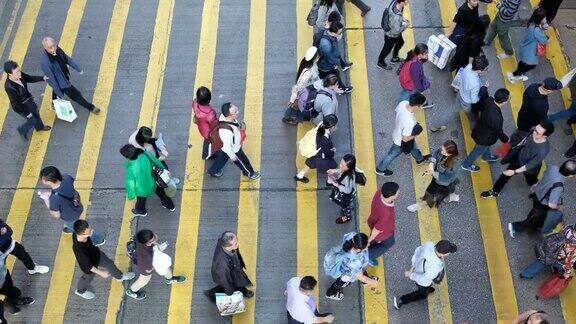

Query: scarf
<box><xmin>46</xmin><ymin>47</ymin><xmax>70</xmax><ymax>80</ymax></box>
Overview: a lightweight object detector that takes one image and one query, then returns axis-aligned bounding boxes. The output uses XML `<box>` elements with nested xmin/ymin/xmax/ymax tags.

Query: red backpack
<box><xmin>398</xmin><ymin>58</ymin><xmax>416</xmax><ymax>90</ymax></box>
<box><xmin>205</xmin><ymin>121</ymin><xmax>246</xmax><ymax>159</ymax></box>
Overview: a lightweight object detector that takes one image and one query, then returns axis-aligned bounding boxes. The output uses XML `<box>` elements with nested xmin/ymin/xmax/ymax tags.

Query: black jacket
<box><xmin>472</xmin><ymin>97</ymin><xmax>508</xmax><ymax>146</ymax></box>
<box><xmin>211</xmin><ymin>241</ymin><xmax>251</xmax><ymax>295</ymax></box>
<box><xmin>517</xmin><ymin>83</ymin><xmax>549</xmax><ymax>132</ymax></box>
<box><xmin>4</xmin><ymin>72</ymin><xmax>44</xmax><ymax>116</ymax></box>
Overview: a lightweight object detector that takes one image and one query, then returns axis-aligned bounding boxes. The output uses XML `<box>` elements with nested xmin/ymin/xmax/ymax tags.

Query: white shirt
<box><xmin>218</xmin><ymin>114</ymin><xmax>242</xmax><ymax>160</ymax></box>
<box><xmin>392</xmin><ymin>101</ymin><xmax>417</xmax><ymax>146</ymax></box>
<box><xmin>286</xmin><ymin>277</ymin><xmax>316</xmax><ymax>324</ymax></box>
<box><xmin>459</xmin><ymin>64</ymin><xmax>482</xmax><ymax>105</ymax></box>
<box><xmin>409</xmin><ymin>242</ymin><xmax>445</xmax><ymax>287</ymax></box>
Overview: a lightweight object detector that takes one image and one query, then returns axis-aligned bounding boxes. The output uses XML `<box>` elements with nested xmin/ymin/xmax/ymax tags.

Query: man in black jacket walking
<box><xmin>461</xmin><ymin>88</ymin><xmax>510</xmax><ymax>172</ymax></box>
<box><xmin>3</xmin><ymin>61</ymin><xmax>50</xmax><ymax>140</ymax></box>
<box><xmin>204</xmin><ymin>231</ymin><xmax>253</xmax><ymax>303</ymax></box>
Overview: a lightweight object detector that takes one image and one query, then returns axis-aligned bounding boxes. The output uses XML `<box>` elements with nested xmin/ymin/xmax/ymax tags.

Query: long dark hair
<box><xmin>440</xmin><ymin>140</ymin><xmax>459</xmax><ymax>169</ymax></box>
<box><xmin>135</xmin><ymin>126</ymin><xmax>160</xmax><ymax>156</ymax></box>
<box><xmin>528</xmin><ymin>7</ymin><xmax>546</xmax><ymax>27</ymax></box>
<box><xmin>404</xmin><ymin>43</ymin><xmax>428</xmax><ymax>62</ymax></box>
<box><xmin>295</xmin><ymin>53</ymin><xmax>317</xmax><ymax>82</ymax></box>
<box><xmin>320</xmin><ymin>0</ymin><xmax>335</xmax><ymax>6</ymax></box>
<box><xmin>342</xmin><ymin>233</ymin><xmax>368</xmax><ymax>252</ymax></box>
<box><xmin>338</xmin><ymin>153</ymin><xmax>357</xmax><ymax>183</ymax></box>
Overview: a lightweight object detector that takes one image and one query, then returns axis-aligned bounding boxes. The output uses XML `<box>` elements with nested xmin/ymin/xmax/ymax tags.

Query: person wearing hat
<box><xmin>283</xmin><ymin>46</ymin><xmax>320</xmax><ymax>125</ymax></box>
<box><xmin>393</xmin><ymin>240</ymin><xmax>457</xmax><ymax>309</ymax></box>
<box><xmin>294</xmin><ymin>114</ymin><xmax>338</xmax><ymax>183</ymax></box>
<box><xmin>366</xmin><ymin>182</ymin><xmax>399</xmax><ymax>266</ymax></box>
<box><xmin>511</xmin><ymin>77</ymin><xmax>563</xmax><ymax>146</ymax></box>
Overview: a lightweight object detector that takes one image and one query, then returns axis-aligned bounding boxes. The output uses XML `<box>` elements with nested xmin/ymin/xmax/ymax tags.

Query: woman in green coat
<box><xmin>120</xmin><ymin>144</ymin><xmax>175</xmax><ymax>217</ymax></box>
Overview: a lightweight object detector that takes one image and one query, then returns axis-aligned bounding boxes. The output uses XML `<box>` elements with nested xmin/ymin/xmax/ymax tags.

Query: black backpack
<box><xmin>381</xmin><ymin>1</ymin><xmax>393</xmax><ymax>32</ymax></box>
<box><xmin>126</xmin><ymin>239</ymin><xmax>138</xmax><ymax>265</ymax></box>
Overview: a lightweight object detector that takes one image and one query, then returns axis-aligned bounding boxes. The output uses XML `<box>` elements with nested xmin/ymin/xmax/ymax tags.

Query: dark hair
<box><xmin>494</xmin><ymin>88</ymin><xmax>510</xmax><ymax>104</ymax></box>
<box><xmin>299</xmin><ymin>276</ymin><xmax>317</xmax><ymax>291</ymax></box>
<box><xmin>405</xmin><ymin>43</ymin><xmax>428</xmax><ymax>62</ymax></box>
<box><xmin>539</xmin><ymin>120</ymin><xmax>555</xmax><ymax>136</ymax></box>
<box><xmin>196</xmin><ymin>86</ymin><xmax>212</xmax><ymax>105</ymax></box>
<box><xmin>328</xmin><ymin>21</ymin><xmax>344</xmax><ymax>33</ymax></box>
<box><xmin>136</xmin><ymin>229</ymin><xmax>155</xmax><ymax>244</ymax></box>
<box><xmin>408</xmin><ymin>93</ymin><xmax>427</xmax><ymax>106</ymax></box>
<box><xmin>40</xmin><ymin>166</ymin><xmax>63</xmax><ymax>182</ymax></box>
<box><xmin>320</xmin><ymin>0</ymin><xmax>335</xmax><ymax>6</ymax></box>
<box><xmin>528</xmin><ymin>7</ymin><xmax>547</xmax><ymax>27</ymax></box>
<box><xmin>560</xmin><ymin>160</ymin><xmax>576</xmax><ymax>176</ymax></box>
<box><xmin>327</xmin><ymin>11</ymin><xmax>341</xmax><ymax>24</ymax></box>
<box><xmin>135</xmin><ymin>126</ymin><xmax>154</xmax><ymax>146</ymax></box>
<box><xmin>120</xmin><ymin>144</ymin><xmax>143</xmax><ymax>160</ymax></box>
<box><xmin>472</xmin><ymin>56</ymin><xmax>489</xmax><ymax>71</ymax></box>
<box><xmin>3</xmin><ymin>60</ymin><xmax>18</xmax><ymax>74</ymax></box>
<box><xmin>381</xmin><ymin>182</ymin><xmax>399</xmax><ymax>198</ymax></box>
<box><xmin>466</xmin><ymin>17</ymin><xmax>488</xmax><ymax>38</ymax></box>
<box><xmin>323</xmin><ymin>74</ymin><xmax>339</xmax><ymax>87</ymax></box>
<box><xmin>318</xmin><ymin>114</ymin><xmax>338</xmax><ymax>137</ymax></box>
<box><xmin>220</xmin><ymin>231</ymin><xmax>236</xmax><ymax>247</ymax></box>
<box><xmin>73</xmin><ymin>219</ymin><xmax>90</xmax><ymax>235</ymax></box>
<box><xmin>296</xmin><ymin>54</ymin><xmax>317</xmax><ymax>82</ymax></box>
<box><xmin>342</xmin><ymin>233</ymin><xmax>369</xmax><ymax>252</ymax></box>
<box><xmin>441</xmin><ymin>140</ymin><xmax>459</xmax><ymax>169</ymax></box>
<box><xmin>221</xmin><ymin>102</ymin><xmax>232</xmax><ymax>117</ymax></box>
<box><xmin>338</xmin><ymin>153</ymin><xmax>357</xmax><ymax>183</ymax></box>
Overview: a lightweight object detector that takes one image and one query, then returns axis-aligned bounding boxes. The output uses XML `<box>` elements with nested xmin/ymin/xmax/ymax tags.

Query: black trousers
<box><xmin>17</xmin><ymin>106</ymin><xmax>45</xmax><ymax>135</ymax></box>
<box><xmin>52</xmin><ymin>85</ymin><xmax>95</xmax><ymax>111</ymax></box>
<box><xmin>325</xmin><ymin>277</ymin><xmax>351</xmax><ymax>297</ymax></box>
<box><xmin>319</xmin><ymin>68</ymin><xmax>346</xmax><ymax>89</ymax></box>
<box><xmin>205</xmin><ymin>285</ymin><xmax>250</xmax><ymax>303</ymax></box>
<box><xmin>1</xmin><ymin>242</ymin><xmax>36</xmax><ymax>271</ymax></box>
<box><xmin>0</xmin><ymin>271</ymin><xmax>22</xmax><ymax>309</ymax></box>
<box><xmin>287</xmin><ymin>310</ymin><xmax>332</xmax><ymax>324</ymax></box>
<box><xmin>208</xmin><ymin>148</ymin><xmax>255</xmax><ymax>177</ymax></box>
<box><xmin>399</xmin><ymin>283</ymin><xmax>435</xmax><ymax>305</ymax></box>
<box><xmin>513</xmin><ymin>61</ymin><xmax>536</xmax><ymax>77</ymax></box>
<box><xmin>492</xmin><ymin>158</ymin><xmax>540</xmax><ymax>194</ymax></box>
<box><xmin>134</xmin><ymin>185</ymin><xmax>174</xmax><ymax>214</ymax></box>
<box><xmin>336</xmin><ymin>0</ymin><xmax>371</xmax><ymax>14</ymax></box>
<box><xmin>378</xmin><ymin>34</ymin><xmax>405</xmax><ymax>65</ymax></box>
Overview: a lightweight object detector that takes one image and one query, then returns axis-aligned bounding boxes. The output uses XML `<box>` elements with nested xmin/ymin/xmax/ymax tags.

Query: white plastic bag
<box><xmin>152</xmin><ymin>245</ymin><xmax>172</xmax><ymax>276</ymax></box>
<box><xmin>215</xmin><ymin>291</ymin><xmax>246</xmax><ymax>316</ymax></box>
<box><xmin>561</xmin><ymin>67</ymin><xmax>576</xmax><ymax>88</ymax></box>
<box><xmin>53</xmin><ymin>99</ymin><xmax>77</xmax><ymax>122</ymax></box>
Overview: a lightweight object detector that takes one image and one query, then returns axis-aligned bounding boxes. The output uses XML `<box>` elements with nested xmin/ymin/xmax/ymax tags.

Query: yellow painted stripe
<box><xmin>404</xmin><ymin>5</ymin><xmax>453</xmax><ymax>324</ymax></box>
<box><xmin>41</xmin><ymin>0</ymin><xmax>131</xmax><ymax>322</ymax></box>
<box><xmin>344</xmin><ymin>3</ymin><xmax>388</xmax><ymax>323</ymax></box>
<box><xmin>105</xmin><ymin>0</ymin><xmax>174</xmax><ymax>321</ymax></box>
<box><xmin>295</xmin><ymin>0</ymin><xmax>318</xmax><ymax>302</ymax></box>
<box><xmin>232</xmin><ymin>0</ymin><xmax>266</xmax><ymax>322</ymax></box>
<box><xmin>436</xmin><ymin>2</ymin><xmax>519</xmax><ymax>321</ymax></box>
<box><xmin>166</xmin><ymin>0</ymin><xmax>220</xmax><ymax>322</ymax></box>
<box><xmin>0</xmin><ymin>0</ymin><xmax>21</xmax><ymax>58</ymax></box>
<box><xmin>0</xmin><ymin>0</ymin><xmax>42</xmax><ymax>134</ymax></box>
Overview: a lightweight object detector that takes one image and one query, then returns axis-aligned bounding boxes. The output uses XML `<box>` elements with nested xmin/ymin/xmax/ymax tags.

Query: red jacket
<box><xmin>192</xmin><ymin>100</ymin><xmax>217</xmax><ymax>139</ymax></box>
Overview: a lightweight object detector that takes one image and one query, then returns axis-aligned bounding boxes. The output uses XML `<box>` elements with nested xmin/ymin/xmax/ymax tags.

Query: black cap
<box><xmin>435</xmin><ymin>240</ymin><xmax>457</xmax><ymax>254</ymax></box>
<box><xmin>543</xmin><ymin>77</ymin><xmax>563</xmax><ymax>91</ymax></box>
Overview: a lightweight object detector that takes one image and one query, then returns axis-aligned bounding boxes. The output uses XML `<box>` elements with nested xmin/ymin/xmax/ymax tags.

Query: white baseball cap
<box><xmin>305</xmin><ymin>46</ymin><xmax>318</xmax><ymax>61</ymax></box>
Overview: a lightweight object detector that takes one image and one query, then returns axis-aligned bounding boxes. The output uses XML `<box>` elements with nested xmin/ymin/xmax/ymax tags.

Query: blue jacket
<box><xmin>317</xmin><ymin>31</ymin><xmax>340</xmax><ymax>72</ymax></box>
<box><xmin>40</xmin><ymin>47</ymin><xmax>81</xmax><ymax>98</ymax></box>
<box><xmin>518</xmin><ymin>24</ymin><xmax>548</xmax><ymax>65</ymax></box>
<box><xmin>430</xmin><ymin>149</ymin><xmax>458</xmax><ymax>186</ymax></box>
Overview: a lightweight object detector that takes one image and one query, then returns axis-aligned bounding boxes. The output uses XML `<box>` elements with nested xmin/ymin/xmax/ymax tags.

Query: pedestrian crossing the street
<box><xmin>0</xmin><ymin>0</ymin><xmax>575</xmax><ymax>323</ymax></box>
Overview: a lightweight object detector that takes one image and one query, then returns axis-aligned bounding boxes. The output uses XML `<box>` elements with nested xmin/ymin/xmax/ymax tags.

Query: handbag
<box><xmin>501</xmin><ymin>133</ymin><xmax>529</xmax><ymax>165</ymax></box>
<box><xmin>495</xmin><ymin>142</ymin><xmax>511</xmax><ymax>159</ymax></box>
<box><xmin>143</xmin><ymin>152</ymin><xmax>171</xmax><ymax>188</ymax></box>
<box><xmin>537</xmin><ymin>274</ymin><xmax>572</xmax><ymax>299</ymax></box>
<box><xmin>329</xmin><ymin>187</ymin><xmax>353</xmax><ymax>208</ymax></box>
<box><xmin>537</xmin><ymin>43</ymin><xmax>546</xmax><ymax>57</ymax></box>
<box><xmin>355</xmin><ymin>168</ymin><xmax>367</xmax><ymax>186</ymax></box>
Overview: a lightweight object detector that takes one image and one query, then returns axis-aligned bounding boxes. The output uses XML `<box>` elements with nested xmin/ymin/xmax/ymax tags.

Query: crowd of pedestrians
<box><xmin>0</xmin><ymin>0</ymin><xmax>574</xmax><ymax>322</ymax></box>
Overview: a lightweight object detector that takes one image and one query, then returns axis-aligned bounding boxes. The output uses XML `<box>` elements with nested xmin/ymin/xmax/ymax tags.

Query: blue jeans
<box><xmin>548</xmin><ymin>100</ymin><xmax>576</xmax><ymax>122</ymax></box>
<box><xmin>65</xmin><ymin>221</ymin><xmax>104</xmax><ymax>245</ymax></box>
<box><xmin>377</xmin><ymin>143</ymin><xmax>424</xmax><ymax>171</ymax></box>
<box><xmin>520</xmin><ymin>259</ymin><xmax>563</xmax><ymax>279</ymax></box>
<box><xmin>368</xmin><ymin>235</ymin><xmax>395</xmax><ymax>260</ymax></box>
<box><xmin>461</xmin><ymin>144</ymin><xmax>492</xmax><ymax>168</ymax></box>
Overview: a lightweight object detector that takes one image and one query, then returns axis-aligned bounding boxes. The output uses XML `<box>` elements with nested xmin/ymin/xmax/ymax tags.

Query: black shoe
<box><xmin>360</xmin><ymin>6</ymin><xmax>371</xmax><ymax>17</ymax></box>
<box><xmin>481</xmin><ymin>190</ymin><xmax>499</xmax><ymax>198</ymax></box>
<box><xmin>131</xmin><ymin>209</ymin><xmax>148</xmax><ymax>217</ymax></box>
<box><xmin>17</xmin><ymin>297</ymin><xmax>35</xmax><ymax>306</ymax></box>
<box><xmin>377</xmin><ymin>62</ymin><xmax>392</xmax><ymax>71</ymax></box>
<box><xmin>567</xmin><ymin>115</ymin><xmax>576</xmax><ymax>125</ymax></box>
<box><xmin>91</xmin><ymin>107</ymin><xmax>101</xmax><ymax>114</ymax></box>
<box><xmin>390</xmin><ymin>57</ymin><xmax>402</xmax><ymax>63</ymax></box>
<box><xmin>416</xmin><ymin>154</ymin><xmax>431</xmax><ymax>165</ymax></box>
<box><xmin>62</xmin><ymin>227</ymin><xmax>74</xmax><ymax>234</ymax></box>
<box><xmin>243</xmin><ymin>290</ymin><xmax>254</xmax><ymax>298</ymax></box>
<box><xmin>393</xmin><ymin>296</ymin><xmax>402</xmax><ymax>309</ymax></box>
<box><xmin>341</xmin><ymin>86</ymin><xmax>353</xmax><ymax>94</ymax></box>
<box><xmin>17</xmin><ymin>128</ymin><xmax>29</xmax><ymax>140</ymax></box>
<box><xmin>294</xmin><ymin>175</ymin><xmax>309</xmax><ymax>183</ymax></box>
<box><xmin>38</xmin><ymin>126</ymin><xmax>52</xmax><ymax>131</ymax></box>
<box><xmin>203</xmin><ymin>290</ymin><xmax>216</xmax><ymax>304</ymax></box>
<box><xmin>375</xmin><ymin>168</ymin><xmax>393</xmax><ymax>176</ymax></box>
<box><xmin>282</xmin><ymin>117</ymin><xmax>298</xmax><ymax>125</ymax></box>
<box><xmin>565</xmin><ymin>147</ymin><xmax>576</xmax><ymax>158</ymax></box>
<box><xmin>162</xmin><ymin>203</ymin><xmax>176</xmax><ymax>212</ymax></box>
<box><xmin>341</xmin><ymin>62</ymin><xmax>353</xmax><ymax>72</ymax></box>
<box><xmin>479</xmin><ymin>0</ymin><xmax>492</xmax><ymax>3</ymax></box>
<box><xmin>10</xmin><ymin>306</ymin><xmax>21</xmax><ymax>315</ymax></box>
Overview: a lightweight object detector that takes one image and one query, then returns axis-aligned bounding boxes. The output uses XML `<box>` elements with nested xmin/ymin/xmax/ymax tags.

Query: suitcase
<box><xmin>427</xmin><ymin>34</ymin><xmax>456</xmax><ymax>69</ymax></box>
<box><xmin>536</xmin><ymin>274</ymin><xmax>572</xmax><ymax>299</ymax></box>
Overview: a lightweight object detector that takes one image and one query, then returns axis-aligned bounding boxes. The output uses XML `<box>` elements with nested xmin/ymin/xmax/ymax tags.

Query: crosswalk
<box><xmin>0</xmin><ymin>0</ymin><xmax>575</xmax><ymax>323</ymax></box>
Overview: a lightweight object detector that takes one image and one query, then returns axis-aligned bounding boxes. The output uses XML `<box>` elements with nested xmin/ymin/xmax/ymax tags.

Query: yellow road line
<box><xmin>40</xmin><ymin>0</ymin><xmax>131</xmax><ymax>322</ymax></box>
<box><xmin>404</xmin><ymin>5</ymin><xmax>453</xmax><ymax>323</ymax></box>
<box><xmin>232</xmin><ymin>0</ymin><xmax>266</xmax><ymax>322</ymax></box>
<box><xmin>105</xmin><ymin>0</ymin><xmax>174</xmax><ymax>321</ymax></box>
<box><xmin>0</xmin><ymin>0</ymin><xmax>21</xmax><ymax>58</ymax></box>
<box><xmin>437</xmin><ymin>2</ymin><xmax>519</xmax><ymax>321</ymax></box>
<box><xmin>344</xmin><ymin>3</ymin><xmax>387</xmax><ymax>323</ymax></box>
<box><xmin>0</xmin><ymin>0</ymin><xmax>42</xmax><ymax>134</ymax></box>
<box><xmin>166</xmin><ymin>0</ymin><xmax>220</xmax><ymax>322</ymax></box>
<box><xmin>295</xmin><ymin>0</ymin><xmax>318</xmax><ymax>300</ymax></box>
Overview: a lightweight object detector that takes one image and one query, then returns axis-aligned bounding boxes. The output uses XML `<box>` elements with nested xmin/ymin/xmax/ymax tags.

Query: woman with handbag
<box><xmin>192</xmin><ymin>87</ymin><xmax>218</xmax><ymax>158</ymax></box>
<box><xmin>120</xmin><ymin>144</ymin><xmax>175</xmax><ymax>217</ymax></box>
<box><xmin>325</xmin><ymin>232</ymin><xmax>379</xmax><ymax>301</ymax></box>
<box><xmin>294</xmin><ymin>114</ymin><xmax>338</xmax><ymax>183</ymax></box>
<box><xmin>328</xmin><ymin>154</ymin><xmax>358</xmax><ymax>224</ymax></box>
<box><xmin>129</xmin><ymin>126</ymin><xmax>179</xmax><ymax>185</ymax></box>
<box><xmin>507</xmin><ymin>8</ymin><xmax>549</xmax><ymax>84</ymax></box>
<box><xmin>407</xmin><ymin>141</ymin><xmax>460</xmax><ymax>212</ymax></box>
<box><xmin>283</xmin><ymin>47</ymin><xmax>320</xmax><ymax>125</ymax></box>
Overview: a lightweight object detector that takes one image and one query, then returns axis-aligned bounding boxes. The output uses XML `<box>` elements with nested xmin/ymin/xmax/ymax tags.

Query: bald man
<box><xmin>40</xmin><ymin>37</ymin><xmax>100</xmax><ymax>114</ymax></box>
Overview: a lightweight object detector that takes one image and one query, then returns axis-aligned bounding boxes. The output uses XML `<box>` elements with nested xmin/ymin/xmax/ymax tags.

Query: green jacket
<box><xmin>124</xmin><ymin>151</ymin><xmax>162</xmax><ymax>200</ymax></box>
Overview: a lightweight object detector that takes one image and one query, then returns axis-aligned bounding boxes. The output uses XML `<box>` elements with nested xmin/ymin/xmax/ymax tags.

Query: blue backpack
<box><xmin>323</xmin><ymin>245</ymin><xmax>348</xmax><ymax>279</ymax></box>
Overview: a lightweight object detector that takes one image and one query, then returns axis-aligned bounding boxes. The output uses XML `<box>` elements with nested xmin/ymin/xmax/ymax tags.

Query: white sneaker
<box><xmin>173</xmin><ymin>178</ymin><xmax>180</xmax><ymax>185</ymax></box>
<box><xmin>507</xmin><ymin>72</ymin><xmax>517</xmax><ymax>84</ymax></box>
<box><xmin>496</xmin><ymin>53</ymin><xmax>511</xmax><ymax>59</ymax></box>
<box><xmin>75</xmin><ymin>290</ymin><xmax>95</xmax><ymax>300</ymax></box>
<box><xmin>448</xmin><ymin>193</ymin><xmax>460</xmax><ymax>203</ymax></box>
<box><xmin>507</xmin><ymin>223</ymin><xmax>516</xmax><ymax>239</ymax></box>
<box><xmin>407</xmin><ymin>203</ymin><xmax>422</xmax><ymax>212</ymax></box>
<box><xmin>28</xmin><ymin>265</ymin><xmax>49</xmax><ymax>274</ymax></box>
<box><xmin>117</xmin><ymin>272</ymin><xmax>136</xmax><ymax>282</ymax></box>
<box><xmin>518</xmin><ymin>75</ymin><xmax>529</xmax><ymax>82</ymax></box>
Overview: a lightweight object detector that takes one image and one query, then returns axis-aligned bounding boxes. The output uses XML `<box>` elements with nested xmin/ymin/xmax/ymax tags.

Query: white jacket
<box><xmin>218</xmin><ymin>114</ymin><xmax>242</xmax><ymax>160</ymax></box>
<box><xmin>409</xmin><ymin>242</ymin><xmax>444</xmax><ymax>287</ymax></box>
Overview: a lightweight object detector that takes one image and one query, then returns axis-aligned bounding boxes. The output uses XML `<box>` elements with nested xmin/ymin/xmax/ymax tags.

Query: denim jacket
<box><xmin>318</xmin><ymin>31</ymin><xmax>340</xmax><ymax>72</ymax></box>
<box><xmin>430</xmin><ymin>149</ymin><xmax>458</xmax><ymax>186</ymax></box>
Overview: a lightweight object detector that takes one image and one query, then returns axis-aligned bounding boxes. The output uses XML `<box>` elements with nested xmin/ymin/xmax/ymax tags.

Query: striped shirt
<box><xmin>498</xmin><ymin>0</ymin><xmax>521</xmax><ymax>21</ymax></box>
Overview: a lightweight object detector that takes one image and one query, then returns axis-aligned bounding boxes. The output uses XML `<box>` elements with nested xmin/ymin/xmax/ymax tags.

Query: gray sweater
<box><xmin>498</xmin><ymin>0</ymin><xmax>521</xmax><ymax>22</ymax></box>
<box><xmin>312</xmin><ymin>79</ymin><xmax>338</xmax><ymax>125</ymax></box>
<box><xmin>385</xmin><ymin>1</ymin><xmax>407</xmax><ymax>38</ymax></box>
<box><xmin>519</xmin><ymin>135</ymin><xmax>550</xmax><ymax>173</ymax></box>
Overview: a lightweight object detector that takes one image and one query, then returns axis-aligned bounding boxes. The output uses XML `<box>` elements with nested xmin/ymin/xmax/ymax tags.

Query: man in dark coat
<box><xmin>4</xmin><ymin>60</ymin><xmax>51</xmax><ymax>140</ymax></box>
<box><xmin>204</xmin><ymin>231</ymin><xmax>253</xmax><ymax>303</ymax></box>
<box><xmin>40</xmin><ymin>36</ymin><xmax>100</xmax><ymax>114</ymax></box>
<box><xmin>461</xmin><ymin>88</ymin><xmax>510</xmax><ymax>172</ymax></box>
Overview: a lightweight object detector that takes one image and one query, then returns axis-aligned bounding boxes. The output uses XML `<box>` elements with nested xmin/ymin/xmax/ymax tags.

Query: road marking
<box><xmin>231</xmin><ymin>0</ymin><xmax>265</xmax><ymax>322</ymax></box>
<box><xmin>166</xmin><ymin>0</ymin><xmax>220</xmax><ymax>322</ymax></box>
<box><xmin>295</xmin><ymin>0</ymin><xmax>319</xmax><ymax>301</ymax></box>
<box><xmin>403</xmin><ymin>5</ymin><xmax>453</xmax><ymax>324</ymax></box>
<box><xmin>100</xmin><ymin>0</ymin><xmax>177</xmax><ymax>322</ymax></box>
<box><xmin>437</xmin><ymin>2</ymin><xmax>519</xmax><ymax>320</ymax></box>
<box><xmin>39</xmin><ymin>0</ymin><xmax>130</xmax><ymax>322</ymax></box>
<box><xmin>344</xmin><ymin>2</ymin><xmax>388</xmax><ymax>323</ymax></box>
<box><xmin>0</xmin><ymin>0</ymin><xmax>42</xmax><ymax>134</ymax></box>
<box><xmin>0</xmin><ymin>0</ymin><xmax>21</xmax><ymax>59</ymax></box>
